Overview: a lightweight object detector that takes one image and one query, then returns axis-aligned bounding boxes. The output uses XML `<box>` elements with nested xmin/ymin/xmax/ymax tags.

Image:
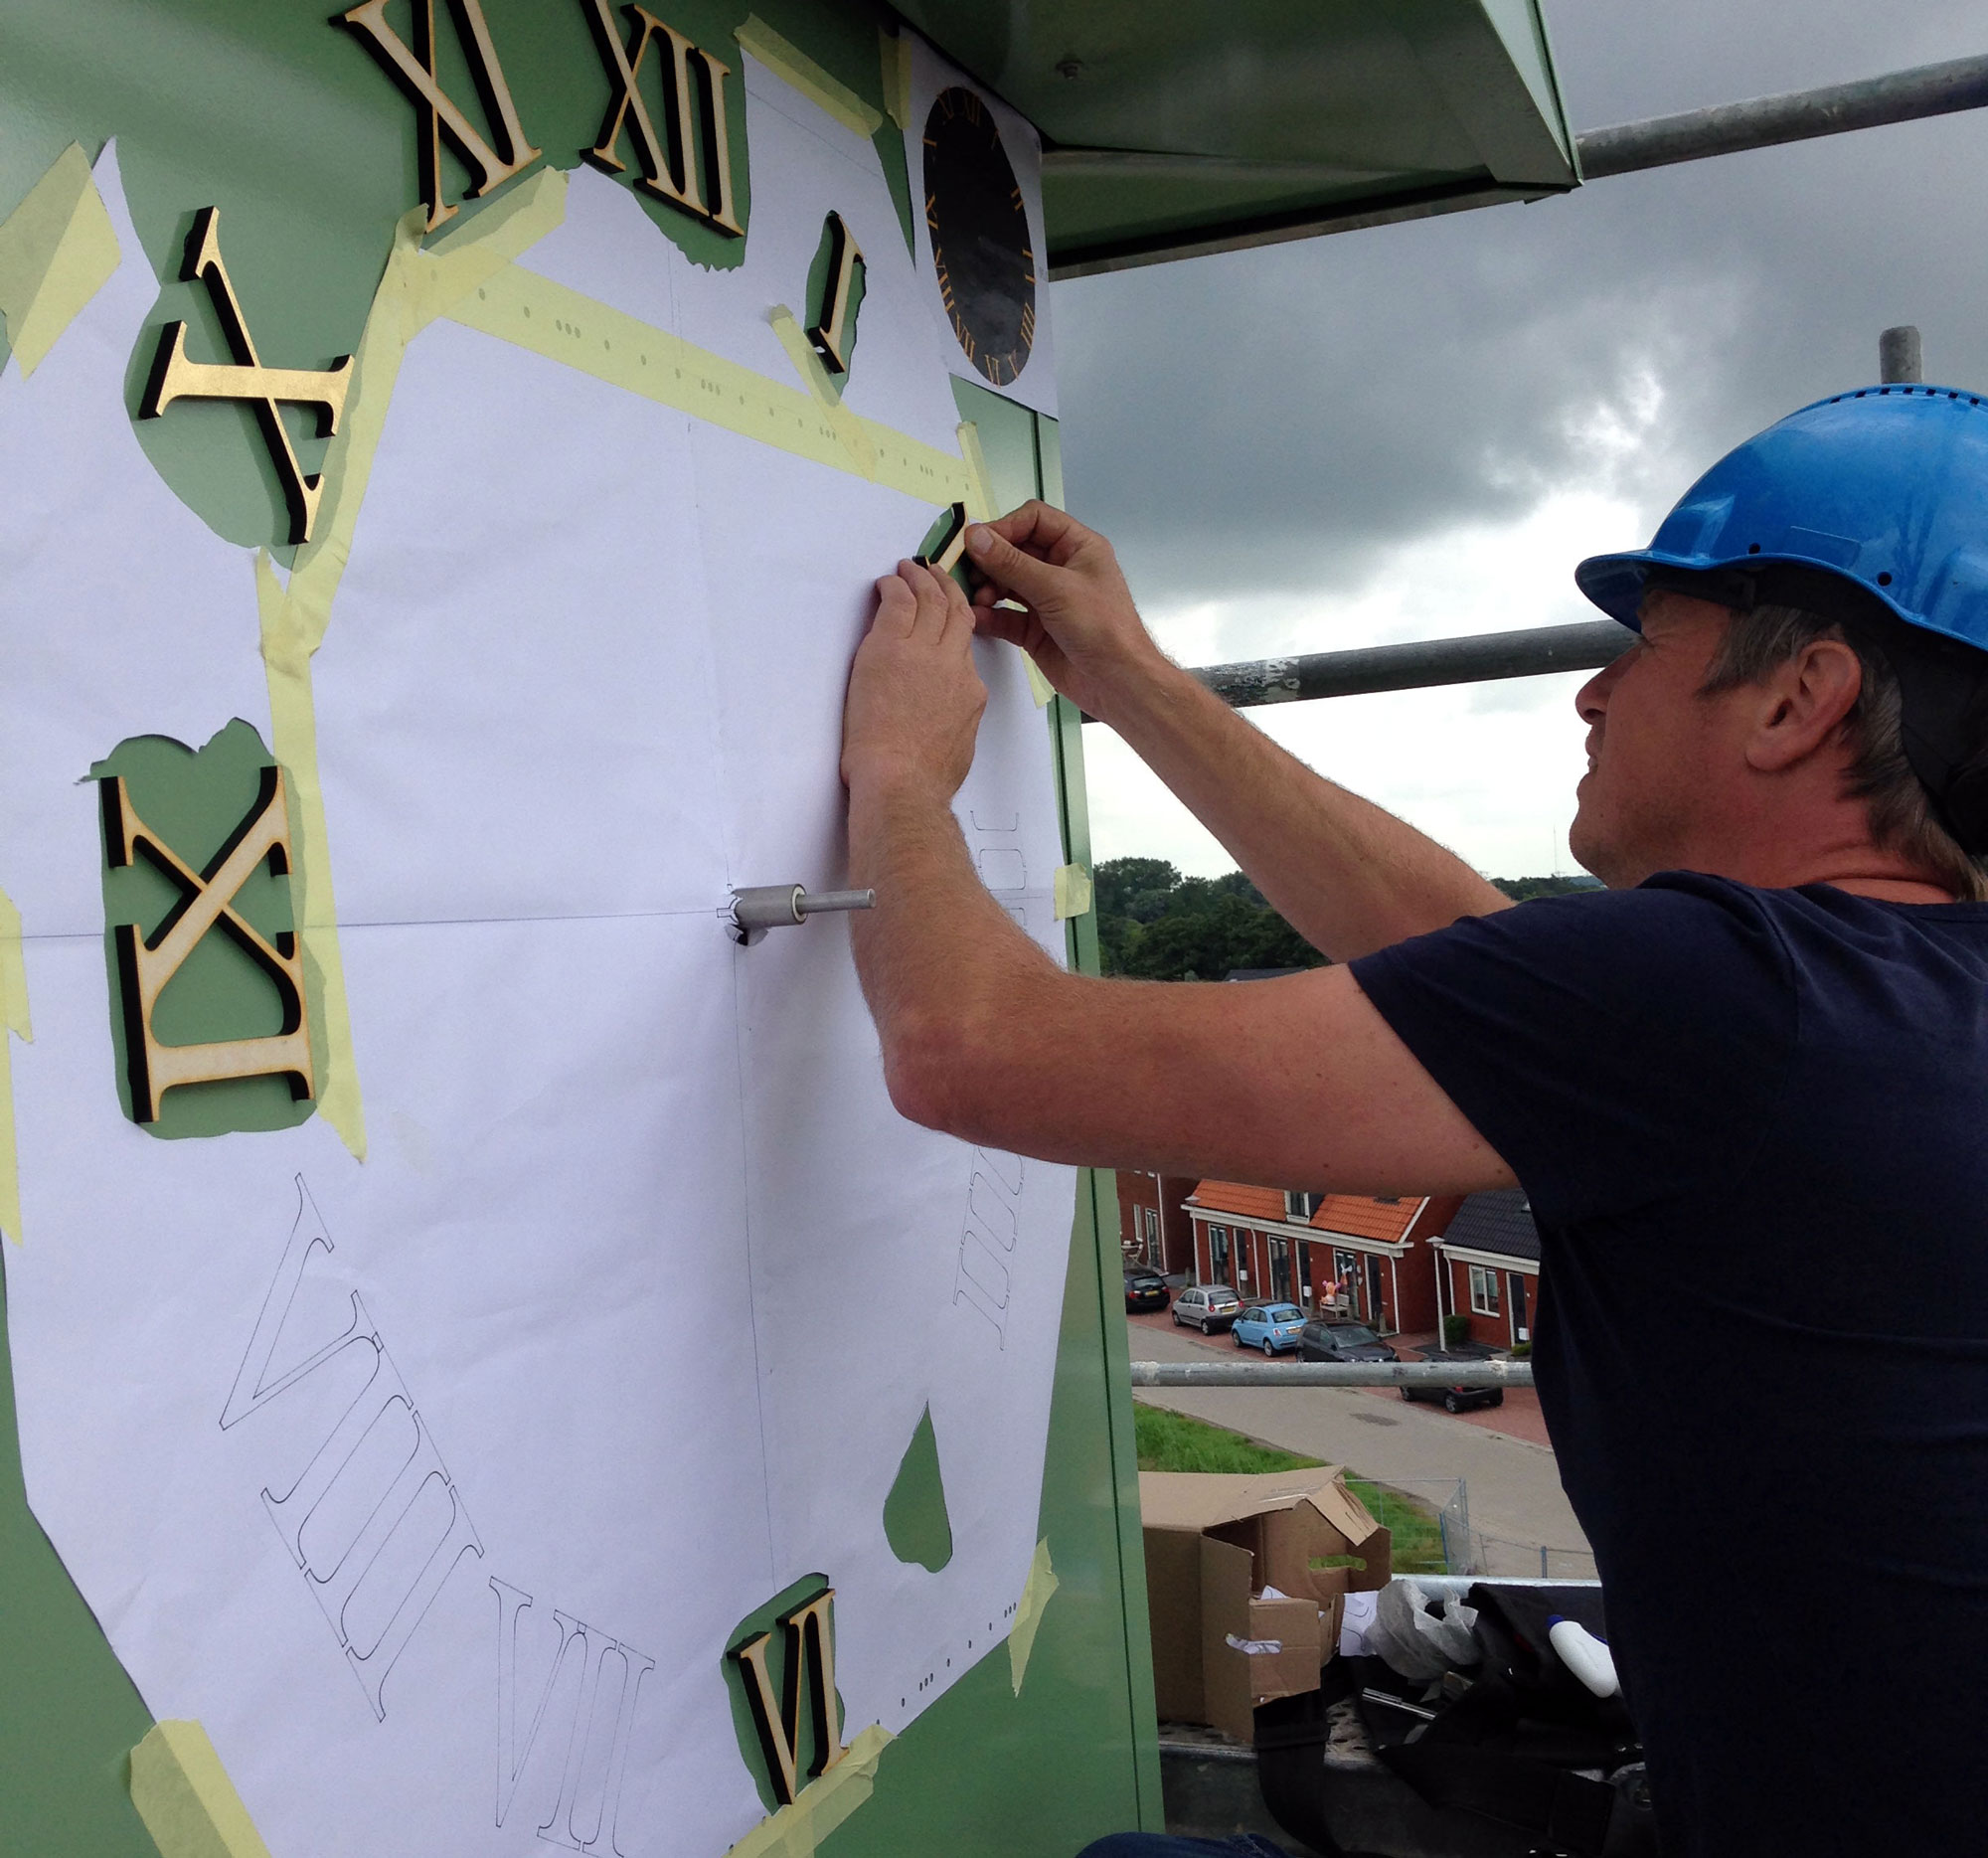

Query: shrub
<box><xmin>1441</xmin><ymin>1313</ymin><xmax>1471</xmax><ymax>1349</ymax></box>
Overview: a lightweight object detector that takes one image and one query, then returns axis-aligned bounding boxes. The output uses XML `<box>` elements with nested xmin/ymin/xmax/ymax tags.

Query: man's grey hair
<box><xmin>1701</xmin><ymin>601</ymin><xmax>1988</xmax><ymax>902</ymax></box>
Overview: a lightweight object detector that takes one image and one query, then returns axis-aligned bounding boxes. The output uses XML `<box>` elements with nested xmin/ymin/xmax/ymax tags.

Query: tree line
<box><xmin>1093</xmin><ymin>858</ymin><xmax>1598</xmax><ymax>980</ymax></box>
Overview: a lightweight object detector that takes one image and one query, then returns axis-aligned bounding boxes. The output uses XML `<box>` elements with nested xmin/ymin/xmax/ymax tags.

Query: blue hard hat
<box><xmin>1575</xmin><ymin>384</ymin><xmax>1988</xmax><ymax>654</ymax></box>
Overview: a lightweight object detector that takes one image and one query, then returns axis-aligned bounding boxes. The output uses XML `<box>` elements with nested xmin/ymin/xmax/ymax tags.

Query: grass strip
<box><xmin>1133</xmin><ymin>1406</ymin><xmax>1450</xmax><ymax>1574</ymax></box>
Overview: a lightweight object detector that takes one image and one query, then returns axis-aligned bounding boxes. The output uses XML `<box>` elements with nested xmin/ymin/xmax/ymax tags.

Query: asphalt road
<box><xmin>1127</xmin><ymin>1319</ymin><xmax>1594</xmax><ymax>1575</ymax></box>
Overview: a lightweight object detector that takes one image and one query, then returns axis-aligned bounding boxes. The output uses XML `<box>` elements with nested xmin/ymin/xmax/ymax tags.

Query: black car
<box><xmin>1399</xmin><ymin>1347</ymin><xmax>1505</xmax><ymax>1413</ymax></box>
<box><xmin>1296</xmin><ymin>1318</ymin><xmax>1400</xmax><ymax>1364</ymax></box>
<box><xmin>1123</xmin><ymin>1268</ymin><xmax>1170</xmax><ymax>1313</ymax></box>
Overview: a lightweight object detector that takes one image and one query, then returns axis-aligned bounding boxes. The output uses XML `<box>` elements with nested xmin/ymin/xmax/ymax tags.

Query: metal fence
<box><xmin>1363</xmin><ymin>1475</ymin><xmax>1597</xmax><ymax>1581</ymax></box>
<box><xmin>1466</xmin><ymin>1527</ymin><xmax>1599</xmax><ymax>1581</ymax></box>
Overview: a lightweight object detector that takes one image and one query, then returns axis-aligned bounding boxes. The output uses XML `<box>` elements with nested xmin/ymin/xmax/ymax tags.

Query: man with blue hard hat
<box><xmin>839</xmin><ymin>385</ymin><xmax>1988</xmax><ymax>1856</ymax></box>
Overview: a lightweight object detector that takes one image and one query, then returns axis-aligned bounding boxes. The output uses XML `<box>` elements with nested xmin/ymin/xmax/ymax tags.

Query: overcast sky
<box><xmin>1051</xmin><ymin>0</ymin><xmax>1988</xmax><ymax>881</ymax></box>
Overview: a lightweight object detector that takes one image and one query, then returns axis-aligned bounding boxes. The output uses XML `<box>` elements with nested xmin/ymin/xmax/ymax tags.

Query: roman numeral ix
<box><xmin>101</xmin><ymin>762</ymin><xmax>314</xmax><ymax>1123</ymax></box>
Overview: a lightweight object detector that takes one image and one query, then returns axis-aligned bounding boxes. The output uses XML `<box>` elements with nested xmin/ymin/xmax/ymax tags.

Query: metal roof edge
<box><xmin>1433</xmin><ymin>1241</ymin><xmax>1542</xmax><ymax>1271</ymax></box>
<box><xmin>1047</xmin><ymin>176</ymin><xmax>1563</xmax><ymax>280</ymax></box>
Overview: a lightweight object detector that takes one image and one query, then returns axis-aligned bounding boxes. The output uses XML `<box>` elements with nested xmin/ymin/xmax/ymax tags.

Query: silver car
<box><xmin>1171</xmin><ymin>1283</ymin><xmax>1242</xmax><ymax>1334</ymax></box>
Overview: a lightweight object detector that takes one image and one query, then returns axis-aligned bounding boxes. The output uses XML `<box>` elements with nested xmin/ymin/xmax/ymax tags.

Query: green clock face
<box><xmin>923</xmin><ymin>87</ymin><xmax>1037</xmax><ymax>387</ymax></box>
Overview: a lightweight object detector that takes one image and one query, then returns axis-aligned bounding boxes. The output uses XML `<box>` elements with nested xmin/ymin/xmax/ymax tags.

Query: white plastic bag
<box><xmin>1366</xmin><ymin>1579</ymin><xmax>1480</xmax><ymax>1681</ymax></box>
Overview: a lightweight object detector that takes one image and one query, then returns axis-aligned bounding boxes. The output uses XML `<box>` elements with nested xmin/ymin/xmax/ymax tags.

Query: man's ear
<box><xmin>1744</xmin><ymin>638</ymin><xmax>1865</xmax><ymax>772</ymax></box>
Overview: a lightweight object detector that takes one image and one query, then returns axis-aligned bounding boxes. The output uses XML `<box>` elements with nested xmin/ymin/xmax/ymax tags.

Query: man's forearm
<box><xmin>846</xmin><ymin>772</ymin><xmax>1057</xmax><ymax>1129</ymax></box>
<box><xmin>1102</xmin><ymin>660</ymin><xmax>1511</xmax><ymax>960</ymax></box>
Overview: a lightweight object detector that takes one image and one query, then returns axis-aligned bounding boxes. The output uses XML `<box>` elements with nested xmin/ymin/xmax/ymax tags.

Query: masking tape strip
<box><xmin>957</xmin><ymin>422</ymin><xmax>1058</xmax><ymax>705</ymax></box>
<box><xmin>1053</xmin><ymin>863</ymin><xmax>1092</xmax><ymax>922</ymax></box>
<box><xmin>255</xmin><ymin>550</ymin><xmax>366</xmax><ymax>1161</ymax></box>
<box><xmin>767</xmin><ymin>303</ymin><xmax>843</xmax><ymax>408</ymax></box>
<box><xmin>1008</xmin><ymin>1536</ymin><xmax>1060</xmax><ymax>1694</ymax></box>
<box><xmin>879</xmin><ymin>30</ymin><xmax>913</xmax><ymax>133</ymax></box>
<box><xmin>0</xmin><ymin>142</ymin><xmax>120</xmax><ymax>378</ymax></box>
<box><xmin>736</xmin><ymin>15</ymin><xmax>885</xmax><ymax>139</ymax></box>
<box><xmin>0</xmin><ymin>886</ymin><xmax>27</xmax><ymax>1246</ymax></box>
<box><xmin>953</xmin><ymin>420</ymin><xmax>998</xmax><ymax>524</ymax></box>
<box><xmin>447</xmin><ymin>265</ymin><xmax>972</xmax><ymax>508</ymax></box>
<box><xmin>726</xmin><ymin>1723</ymin><xmax>894</xmax><ymax>1858</ymax></box>
<box><xmin>128</xmin><ymin>1721</ymin><xmax>274</xmax><ymax>1858</ymax></box>
<box><xmin>766</xmin><ymin>303</ymin><xmax>882</xmax><ymax>479</ymax></box>
<box><xmin>955</xmin><ymin>422</ymin><xmax>1056</xmax><ymax>704</ymax></box>
<box><xmin>257</xmin><ymin>167</ymin><xmax>571</xmax><ymax>1162</ymax></box>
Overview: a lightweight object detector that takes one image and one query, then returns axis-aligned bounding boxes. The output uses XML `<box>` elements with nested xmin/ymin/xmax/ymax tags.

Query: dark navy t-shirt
<box><xmin>1351</xmin><ymin>872</ymin><xmax>1988</xmax><ymax>1857</ymax></box>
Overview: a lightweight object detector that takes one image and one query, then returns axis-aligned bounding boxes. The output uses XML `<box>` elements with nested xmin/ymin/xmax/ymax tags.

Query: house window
<box><xmin>1284</xmin><ymin>1191</ymin><xmax>1321</xmax><ymax>1221</ymax></box>
<box><xmin>1469</xmin><ymin>1265</ymin><xmax>1501</xmax><ymax>1317</ymax></box>
<box><xmin>1144</xmin><ymin>1206</ymin><xmax>1161</xmax><ymax>1264</ymax></box>
<box><xmin>1209</xmin><ymin>1226</ymin><xmax>1232</xmax><ymax>1284</ymax></box>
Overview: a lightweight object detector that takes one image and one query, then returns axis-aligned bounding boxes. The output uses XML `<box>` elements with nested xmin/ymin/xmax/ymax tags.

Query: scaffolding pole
<box><xmin>1129</xmin><ymin>1359</ymin><xmax>1534</xmax><ymax>1389</ymax></box>
<box><xmin>1575</xmin><ymin>52</ymin><xmax>1988</xmax><ymax>179</ymax></box>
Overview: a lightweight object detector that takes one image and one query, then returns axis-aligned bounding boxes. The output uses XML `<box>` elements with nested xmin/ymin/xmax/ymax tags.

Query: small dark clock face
<box><xmin>923</xmin><ymin>86</ymin><xmax>1036</xmax><ymax>387</ymax></box>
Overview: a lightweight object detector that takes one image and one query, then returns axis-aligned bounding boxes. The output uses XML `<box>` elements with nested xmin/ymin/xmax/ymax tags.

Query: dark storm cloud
<box><xmin>1051</xmin><ymin>0</ymin><xmax>1988</xmax><ymax>620</ymax></box>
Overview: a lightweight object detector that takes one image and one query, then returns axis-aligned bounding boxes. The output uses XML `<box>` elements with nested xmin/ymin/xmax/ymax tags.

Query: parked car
<box><xmin>1232</xmin><ymin>1303</ymin><xmax>1306</xmax><ymax>1355</ymax></box>
<box><xmin>1123</xmin><ymin>1268</ymin><xmax>1170</xmax><ymax>1313</ymax></box>
<box><xmin>1297</xmin><ymin>1319</ymin><xmax>1400</xmax><ymax>1364</ymax></box>
<box><xmin>1171</xmin><ymin>1283</ymin><xmax>1242</xmax><ymax>1333</ymax></box>
<box><xmin>1399</xmin><ymin>1348</ymin><xmax>1505</xmax><ymax>1413</ymax></box>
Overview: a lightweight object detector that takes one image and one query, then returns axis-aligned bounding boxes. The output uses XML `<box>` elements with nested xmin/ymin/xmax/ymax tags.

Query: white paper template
<box><xmin>2</xmin><ymin>56</ymin><xmax>1076</xmax><ymax>1857</ymax></box>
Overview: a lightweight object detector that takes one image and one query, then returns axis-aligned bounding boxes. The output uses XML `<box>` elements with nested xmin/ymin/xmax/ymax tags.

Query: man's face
<box><xmin>1568</xmin><ymin>591</ymin><xmax>1738</xmax><ymax>888</ymax></box>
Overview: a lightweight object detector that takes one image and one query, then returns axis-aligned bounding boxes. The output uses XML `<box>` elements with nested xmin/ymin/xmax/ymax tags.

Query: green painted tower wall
<box><xmin>0</xmin><ymin>1</ymin><xmax>1160</xmax><ymax>1849</ymax></box>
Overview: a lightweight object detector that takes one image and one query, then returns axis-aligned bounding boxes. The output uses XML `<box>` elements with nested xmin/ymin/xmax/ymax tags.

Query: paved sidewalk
<box><xmin>1125</xmin><ymin>1317</ymin><xmax>1593</xmax><ymax>1572</ymax></box>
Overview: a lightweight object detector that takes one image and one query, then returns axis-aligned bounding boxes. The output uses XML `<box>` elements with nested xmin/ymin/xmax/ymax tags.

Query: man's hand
<box><xmin>964</xmin><ymin>502</ymin><xmax>1174</xmax><ymax>725</ymax></box>
<box><xmin>842</xmin><ymin>559</ymin><xmax>987</xmax><ymax>797</ymax></box>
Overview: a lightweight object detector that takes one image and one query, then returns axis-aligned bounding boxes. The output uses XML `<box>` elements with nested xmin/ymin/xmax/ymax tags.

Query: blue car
<box><xmin>1232</xmin><ymin>1302</ymin><xmax>1305</xmax><ymax>1355</ymax></box>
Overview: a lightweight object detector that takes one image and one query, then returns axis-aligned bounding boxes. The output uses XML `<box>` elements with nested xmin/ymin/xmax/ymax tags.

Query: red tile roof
<box><xmin>1184</xmin><ymin>1180</ymin><xmax>1287</xmax><ymax>1222</ymax></box>
<box><xmin>1309</xmin><ymin>1195</ymin><xmax>1418</xmax><ymax>1244</ymax></box>
<box><xmin>1185</xmin><ymin>1181</ymin><xmax>1423</xmax><ymax>1246</ymax></box>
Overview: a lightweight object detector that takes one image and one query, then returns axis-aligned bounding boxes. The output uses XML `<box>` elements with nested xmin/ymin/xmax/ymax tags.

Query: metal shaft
<box><xmin>1172</xmin><ymin>619</ymin><xmax>1627</xmax><ymax>713</ymax></box>
<box><xmin>796</xmin><ymin>888</ymin><xmax>875</xmax><ymax>917</ymax></box>
<box><xmin>1575</xmin><ymin>52</ymin><xmax>1988</xmax><ymax>179</ymax></box>
<box><xmin>1129</xmin><ymin>1358</ymin><xmax>1534</xmax><ymax>1389</ymax></box>
<box><xmin>729</xmin><ymin>884</ymin><xmax>877</xmax><ymax>942</ymax></box>
<box><xmin>1880</xmin><ymin>325</ymin><xmax>1923</xmax><ymax>385</ymax></box>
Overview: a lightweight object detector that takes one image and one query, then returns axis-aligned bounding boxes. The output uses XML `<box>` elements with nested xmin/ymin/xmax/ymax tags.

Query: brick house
<box><xmin>1430</xmin><ymin>1189</ymin><xmax>1542</xmax><ymax>1350</ymax></box>
<box><xmin>1182</xmin><ymin>1182</ymin><xmax>1462</xmax><ymax>1336</ymax></box>
<box><xmin>1115</xmin><ymin>1170</ymin><xmax>1197</xmax><ymax>1275</ymax></box>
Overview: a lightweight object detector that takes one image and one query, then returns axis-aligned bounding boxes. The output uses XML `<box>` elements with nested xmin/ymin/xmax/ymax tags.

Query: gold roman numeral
<box><xmin>805</xmin><ymin>213</ymin><xmax>865</xmax><ymax>374</ymax></box>
<box><xmin>340</xmin><ymin>0</ymin><xmax>542</xmax><ymax>232</ymax></box>
<box><xmin>139</xmin><ymin>210</ymin><xmax>353</xmax><ymax>547</ymax></box>
<box><xmin>731</xmin><ymin>1589</ymin><xmax>846</xmax><ymax>1806</ymax></box>
<box><xmin>580</xmin><ymin>0</ymin><xmax>743</xmax><ymax>235</ymax></box>
<box><xmin>916</xmin><ymin>501</ymin><xmax>968</xmax><ymax>573</ymax></box>
<box><xmin>101</xmin><ymin>765</ymin><xmax>314</xmax><ymax>1125</ymax></box>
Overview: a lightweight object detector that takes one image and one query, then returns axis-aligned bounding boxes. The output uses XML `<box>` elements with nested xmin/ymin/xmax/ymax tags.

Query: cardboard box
<box><xmin>1140</xmin><ymin>1467</ymin><xmax>1391</xmax><ymax>1743</ymax></box>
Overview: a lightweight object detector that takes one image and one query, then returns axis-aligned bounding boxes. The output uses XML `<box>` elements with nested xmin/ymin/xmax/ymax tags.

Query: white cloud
<box><xmin>1058</xmin><ymin>0</ymin><xmax>1988</xmax><ymax>899</ymax></box>
<box><xmin>1081</xmin><ymin>492</ymin><xmax>1638</xmax><ymax>883</ymax></box>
